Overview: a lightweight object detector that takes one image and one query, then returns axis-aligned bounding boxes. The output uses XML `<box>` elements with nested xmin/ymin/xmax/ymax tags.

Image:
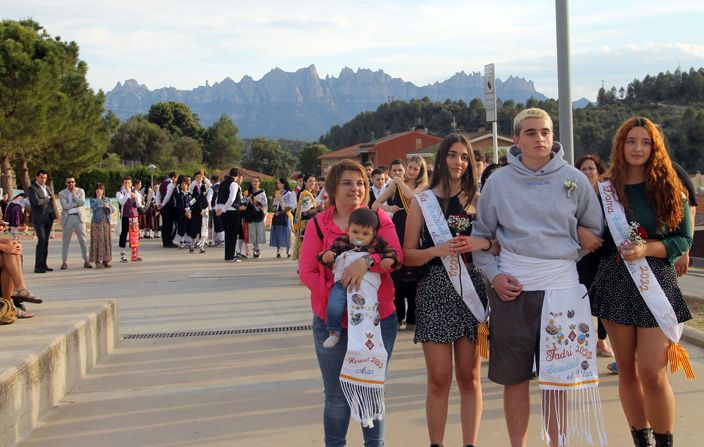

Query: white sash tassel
<box><xmin>339</xmin><ymin>251</ymin><xmax>387</xmax><ymax>427</ymax></box>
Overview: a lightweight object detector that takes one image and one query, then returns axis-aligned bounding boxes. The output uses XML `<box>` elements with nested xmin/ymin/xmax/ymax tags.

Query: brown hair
<box><xmin>575</xmin><ymin>154</ymin><xmax>606</xmax><ymax>176</ymax></box>
<box><xmin>94</xmin><ymin>183</ymin><xmax>105</xmax><ymax>196</ymax></box>
<box><xmin>430</xmin><ymin>133</ymin><xmax>478</xmax><ymax>211</ymax></box>
<box><xmin>325</xmin><ymin>159</ymin><xmax>369</xmax><ymax>207</ymax></box>
<box><xmin>406</xmin><ymin>155</ymin><xmax>429</xmax><ymax>187</ymax></box>
<box><xmin>608</xmin><ymin>116</ymin><xmax>686</xmax><ymax>230</ymax></box>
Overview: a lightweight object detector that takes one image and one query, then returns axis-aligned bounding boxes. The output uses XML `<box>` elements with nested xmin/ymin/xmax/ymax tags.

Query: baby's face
<box><xmin>348</xmin><ymin>223</ymin><xmax>374</xmax><ymax>248</ymax></box>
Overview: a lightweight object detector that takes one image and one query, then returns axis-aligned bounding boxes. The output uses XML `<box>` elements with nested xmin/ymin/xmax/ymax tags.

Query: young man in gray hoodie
<box><xmin>472</xmin><ymin>108</ymin><xmax>604</xmax><ymax>446</ymax></box>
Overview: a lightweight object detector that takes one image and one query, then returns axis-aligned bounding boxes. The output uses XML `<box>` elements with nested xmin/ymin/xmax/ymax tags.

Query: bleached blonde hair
<box><xmin>513</xmin><ymin>108</ymin><xmax>553</xmax><ymax>136</ymax></box>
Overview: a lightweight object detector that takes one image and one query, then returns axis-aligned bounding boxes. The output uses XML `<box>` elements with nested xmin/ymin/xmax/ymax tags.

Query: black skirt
<box><xmin>414</xmin><ymin>264</ymin><xmax>488</xmax><ymax>344</ymax></box>
<box><xmin>590</xmin><ymin>255</ymin><xmax>691</xmax><ymax>328</ymax></box>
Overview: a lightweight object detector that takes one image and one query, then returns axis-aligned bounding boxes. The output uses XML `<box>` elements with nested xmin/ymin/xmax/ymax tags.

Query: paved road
<box><xmin>15</xmin><ymin>237</ymin><xmax>704</xmax><ymax>446</ymax></box>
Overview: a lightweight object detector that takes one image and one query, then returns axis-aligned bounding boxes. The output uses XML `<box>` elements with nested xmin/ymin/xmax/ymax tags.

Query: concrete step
<box><xmin>0</xmin><ymin>300</ymin><xmax>117</xmax><ymax>447</ymax></box>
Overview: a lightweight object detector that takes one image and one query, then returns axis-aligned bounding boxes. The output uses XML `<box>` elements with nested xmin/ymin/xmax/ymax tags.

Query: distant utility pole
<box><xmin>556</xmin><ymin>0</ymin><xmax>574</xmax><ymax>165</ymax></box>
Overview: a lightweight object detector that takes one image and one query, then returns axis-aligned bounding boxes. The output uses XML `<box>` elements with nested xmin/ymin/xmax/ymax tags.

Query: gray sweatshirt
<box><xmin>472</xmin><ymin>142</ymin><xmax>604</xmax><ymax>283</ymax></box>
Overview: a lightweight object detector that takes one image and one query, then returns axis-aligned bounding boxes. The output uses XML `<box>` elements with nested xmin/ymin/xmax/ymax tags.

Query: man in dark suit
<box><xmin>27</xmin><ymin>170</ymin><xmax>56</xmax><ymax>273</ymax></box>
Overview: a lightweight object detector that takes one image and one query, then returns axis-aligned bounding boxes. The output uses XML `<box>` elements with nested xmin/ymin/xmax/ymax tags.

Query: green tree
<box><xmin>147</xmin><ymin>101</ymin><xmax>203</xmax><ymax>139</ymax></box>
<box><xmin>242</xmin><ymin>138</ymin><xmax>298</xmax><ymax>178</ymax></box>
<box><xmin>203</xmin><ymin>114</ymin><xmax>241</xmax><ymax>169</ymax></box>
<box><xmin>172</xmin><ymin>135</ymin><xmax>203</xmax><ymax>166</ymax></box>
<box><xmin>109</xmin><ymin>116</ymin><xmax>173</xmax><ymax>165</ymax></box>
<box><xmin>0</xmin><ymin>19</ymin><xmax>68</xmax><ymax>192</ymax></box>
<box><xmin>297</xmin><ymin>143</ymin><xmax>330</xmax><ymax>175</ymax></box>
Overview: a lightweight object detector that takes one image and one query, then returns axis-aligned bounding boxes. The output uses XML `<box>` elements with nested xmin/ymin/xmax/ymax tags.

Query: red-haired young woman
<box><xmin>590</xmin><ymin>117</ymin><xmax>693</xmax><ymax>446</ymax></box>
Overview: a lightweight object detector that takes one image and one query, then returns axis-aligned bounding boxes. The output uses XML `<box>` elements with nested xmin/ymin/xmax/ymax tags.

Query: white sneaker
<box><xmin>323</xmin><ymin>334</ymin><xmax>341</xmax><ymax>348</ymax></box>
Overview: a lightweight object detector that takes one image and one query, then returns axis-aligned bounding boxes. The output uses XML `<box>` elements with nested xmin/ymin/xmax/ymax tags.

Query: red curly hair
<box><xmin>608</xmin><ymin>117</ymin><xmax>686</xmax><ymax>230</ymax></box>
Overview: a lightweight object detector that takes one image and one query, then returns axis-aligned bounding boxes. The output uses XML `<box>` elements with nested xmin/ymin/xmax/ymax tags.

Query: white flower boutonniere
<box><xmin>563</xmin><ymin>179</ymin><xmax>577</xmax><ymax>198</ymax></box>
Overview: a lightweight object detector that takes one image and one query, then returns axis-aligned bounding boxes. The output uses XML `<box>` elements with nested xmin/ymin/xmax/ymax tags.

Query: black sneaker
<box><xmin>253</xmin><ymin>250</ymin><xmax>260</xmax><ymax>258</ymax></box>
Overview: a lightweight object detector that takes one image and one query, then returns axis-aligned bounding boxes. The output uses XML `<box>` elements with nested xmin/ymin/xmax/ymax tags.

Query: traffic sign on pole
<box><xmin>484</xmin><ymin>63</ymin><xmax>497</xmax><ymax>122</ymax></box>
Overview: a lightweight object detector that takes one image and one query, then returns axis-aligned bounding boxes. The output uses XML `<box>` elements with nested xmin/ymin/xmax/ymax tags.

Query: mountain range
<box><xmin>105</xmin><ymin>65</ymin><xmax>552</xmax><ymax>140</ymax></box>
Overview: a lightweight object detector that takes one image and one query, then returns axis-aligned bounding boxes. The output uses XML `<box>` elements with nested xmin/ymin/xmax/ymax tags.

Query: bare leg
<box><xmin>603</xmin><ymin>321</ymin><xmax>649</xmax><ymax>429</ymax></box>
<box><xmin>423</xmin><ymin>341</ymin><xmax>453</xmax><ymax>445</ymax></box>
<box><xmin>0</xmin><ymin>252</ymin><xmax>26</xmax><ymax>290</ymax></box>
<box><xmin>636</xmin><ymin>327</ymin><xmax>675</xmax><ymax>433</ymax></box>
<box><xmin>454</xmin><ymin>338</ymin><xmax>482</xmax><ymax>445</ymax></box>
<box><xmin>0</xmin><ymin>259</ymin><xmax>15</xmax><ymax>300</ymax></box>
<box><xmin>504</xmin><ymin>380</ymin><xmax>530</xmax><ymax>447</ymax></box>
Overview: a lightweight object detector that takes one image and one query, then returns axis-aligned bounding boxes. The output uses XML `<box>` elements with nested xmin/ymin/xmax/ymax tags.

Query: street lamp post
<box><xmin>147</xmin><ymin>164</ymin><xmax>157</xmax><ymax>187</ymax></box>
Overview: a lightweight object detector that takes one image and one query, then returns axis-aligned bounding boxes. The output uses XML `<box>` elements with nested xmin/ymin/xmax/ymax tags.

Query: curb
<box><xmin>0</xmin><ymin>301</ymin><xmax>118</xmax><ymax>447</ymax></box>
<box><xmin>683</xmin><ymin>326</ymin><xmax>704</xmax><ymax>348</ymax></box>
<box><xmin>684</xmin><ymin>294</ymin><xmax>704</xmax><ymax>348</ymax></box>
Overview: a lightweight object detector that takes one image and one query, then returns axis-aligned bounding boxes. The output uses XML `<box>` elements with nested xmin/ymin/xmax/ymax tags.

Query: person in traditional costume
<box><xmin>299</xmin><ymin>160</ymin><xmax>402</xmax><ymax>445</ymax></box>
<box><xmin>403</xmin><ymin>133</ymin><xmax>495</xmax><ymax>447</ymax></box>
<box><xmin>472</xmin><ymin>108</ymin><xmax>606</xmax><ymax>447</ymax></box>
<box><xmin>269</xmin><ymin>178</ymin><xmax>295</xmax><ymax>258</ymax></box>
<box><xmin>187</xmin><ymin>171</ymin><xmax>210</xmax><ymax>253</ymax></box>
<box><xmin>590</xmin><ymin>117</ymin><xmax>694</xmax><ymax>447</ymax></box>
<box><xmin>116</xmin><ymin>176</ymin><xmax>142</xmax><ymax>263</ymax></box>
<box><xmin>292</xmin><ymin>174</ymin><xmax>318</xmax><ymax>260</ymax></box>
<box><xmin>215</xmin><ymin>168</ymin><xmax>243</xmax><ymax>263</ymax></box>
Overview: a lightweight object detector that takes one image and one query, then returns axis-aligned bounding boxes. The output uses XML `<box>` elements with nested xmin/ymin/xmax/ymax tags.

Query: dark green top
<box><xmin>604</xmin><ymin>182</ymin><xmax>692</xmax><ymax>264</ymax></box>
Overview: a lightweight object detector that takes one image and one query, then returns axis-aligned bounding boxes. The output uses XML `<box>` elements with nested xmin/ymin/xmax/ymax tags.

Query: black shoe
<box><xmin>653</xmin><ymin>432</ymin><xmax>672</xmax><ymax>447</ymax></box>
<box><xmin>164</xmin><ymin>243</ymin><xmax>179</xmax><ymax>248</ymax></box>
<box><xmin>43</xmin><ymin>266</ymin><xmax>54</xmax><ymax>272</ymax></box>
<box><xmin>276</xmin><ymin>252</ymin><xmax>281</xmax><ymax>258</ymax></box>
<box><xmin>253</xmin><ymin>250</ymin><xmax>260</xmax><ymax>258</ymax></box>
<box><xmin>631</xmin><ymin>427</ymin><xmax>654</xmax><ymax>447</ymax></box>
<box><xmin>34</xmin><ymin>268</ymin><xmax>47</xmax><ymax>274</ymax></box>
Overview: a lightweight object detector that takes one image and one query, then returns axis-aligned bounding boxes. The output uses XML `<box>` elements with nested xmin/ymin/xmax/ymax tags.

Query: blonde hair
<box><xmin>513</xmin><ymin>108</ymin><xmax>553</xmax><ymax>136</ymax></box>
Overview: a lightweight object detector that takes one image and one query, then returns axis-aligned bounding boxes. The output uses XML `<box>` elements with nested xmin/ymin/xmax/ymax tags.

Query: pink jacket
<box><xmin>299</xmin><ymin>206</ymin><xmax>403</xmax><ymax>323</ymax></box>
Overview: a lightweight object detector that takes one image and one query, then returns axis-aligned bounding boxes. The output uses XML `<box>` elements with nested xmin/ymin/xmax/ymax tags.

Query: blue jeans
<box><xmin>326</xmin><ymin>281</ymin><xmax>347</xmax><ymax>334</ymax></box>
<box><xmin>313</xmin><ymin>312</ymin><xmax>398</xmax><ymax>447</ymax></box>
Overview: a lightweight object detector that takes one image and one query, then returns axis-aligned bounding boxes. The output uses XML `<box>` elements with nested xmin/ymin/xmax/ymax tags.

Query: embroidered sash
<box><xmin>338</xmin><ymin>251</ymin><xmax>388</xmax><ymax>428</ymax></box>
<box><xmin>415</xmin><ymin>190</ymin><xmax>489</xmax><ymax>357</ymax></box>
<box><xmin>500</xmin><ymin>250</ymin><xmax>607</xmax><ymax>447</ymax></box>
<box><xmin>598</xmin><ymin>180</ymin><xmax>695</xmax><ymax>378</ymax></box>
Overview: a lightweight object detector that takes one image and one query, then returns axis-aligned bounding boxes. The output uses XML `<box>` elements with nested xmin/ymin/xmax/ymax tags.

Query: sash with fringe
<box><xmin>339</xmin><ymin>251</ymin><xmax>387</xmax><ymax>428</ymax></box>
<box><xmin>415</xmin><ymin>190</ymin><xmax>489</xmax><ymax>357</ymax></box>
<box><xmin>598</xmin><ymin>180</ymin><xmax>695</xmax><ymax>378</ymax></box>
<box><xmin>499</xmin><ymin>250</ymin><xmax>607</xmax><ymax>447</ymax></box>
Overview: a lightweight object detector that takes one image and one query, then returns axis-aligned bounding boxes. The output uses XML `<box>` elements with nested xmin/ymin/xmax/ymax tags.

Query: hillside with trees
<box><xmin>320</xmin><ymin>68</ymin><xmax>704</xmax><ymax>172</ymax></box>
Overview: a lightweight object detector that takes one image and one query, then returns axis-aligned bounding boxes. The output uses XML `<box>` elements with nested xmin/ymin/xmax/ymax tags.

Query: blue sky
<box><xmin>3</xmin><ymin>0</ymin><xmax>703</xmax><ymax>101</ymax></box>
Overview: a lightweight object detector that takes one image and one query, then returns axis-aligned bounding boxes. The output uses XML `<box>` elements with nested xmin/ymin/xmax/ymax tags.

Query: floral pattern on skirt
<box><xmin>89</xmin><ymin>220</ymin><xmax>112</xmax><ymax>263</ymax></box>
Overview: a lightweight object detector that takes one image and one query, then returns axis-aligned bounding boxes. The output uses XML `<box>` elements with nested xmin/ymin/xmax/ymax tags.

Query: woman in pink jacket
<box><xmin>299</xmin><ymin>159</ymin><xmax>403</xmax><ymax>447</ymax></box>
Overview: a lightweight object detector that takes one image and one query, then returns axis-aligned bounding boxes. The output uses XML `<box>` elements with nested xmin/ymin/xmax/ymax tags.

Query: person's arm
<box><xmin>74</xmin><ymin>189</ymin><xmax>86</xmax><ymax>207</ymax></box>
<box><xmin>575</xmin><ymin>176</ymin><xmax>604</xmax><ymax>238</ymax></box>
<box><xmin>402</xmin><ymin>197</ymin><xmax>471</xmax><ymax>266</ymax></box>
<box><xmin>59</xmin><ymin>190</ymin><xmax>72</xmax><ymax>210</ymax></box>
<box><xmin>299</xmin><ymin>218</ymin><xmax>326</xmax><ymax>294</ymax></box>
<box><xmin>90</xmin><ymin>198</ymin><xmax>102</xmax><ymax>212</ymax></box>
<box><xmin>675</xmin><ymin>204</ymin><xmax>697</xmax><ymax>276</ymax></box>
<box><xmin>367</xmin><ymin>210</ymin><xmax>404</xmax><ymax>271</ymax></box>
<box><xmin>223</xmin><ymin>182</ymin><xmax>237</xmax><ymax>210</ymax></box>
<box><xmin>621</xmin><ymin>201</ymin><xmax>693</xmax><ymax>263</ymax></box>
<box><xmin>259</xmin><ymin>193</ymin><xmax>268</xmax><ymax>213</ymax></box>
<box><xmin>162</xmin><ymin>183</ymin><xmax>174</xmax><ymax>205</ymax></box>
<box><xmin>116</xmin><ymin>189</ymin><xmax>129</xmax><ymax>206</ymax></box>
<box><xmin>372</xmin><ymin>183</ymin><xmax>400</xmax><ymax>212</ymax></box>
<box><xmin>283</xmin><ymin>192</ymin><xmax>295</xmax><ymax>212</ymax></box>
<box><xmin>28</xmin><ymin>185</ymin><xmax>49</xmax><ymax>207</ymax></box>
